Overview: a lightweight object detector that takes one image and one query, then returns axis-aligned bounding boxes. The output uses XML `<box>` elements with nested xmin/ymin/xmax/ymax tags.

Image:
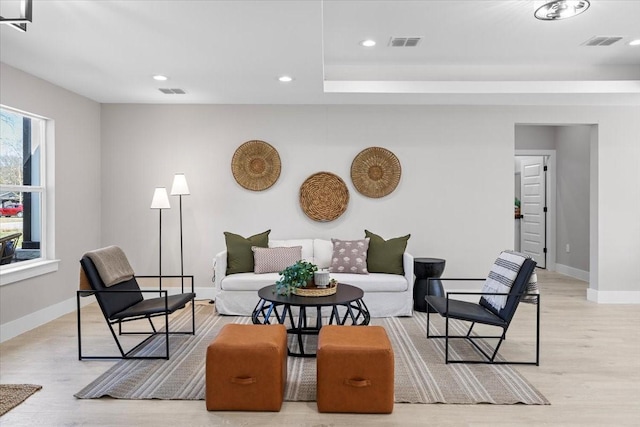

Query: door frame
<box><xmin>515</xmin><ymin>149</ymin><xmax>556</xmax><ymax>272</ymax></box>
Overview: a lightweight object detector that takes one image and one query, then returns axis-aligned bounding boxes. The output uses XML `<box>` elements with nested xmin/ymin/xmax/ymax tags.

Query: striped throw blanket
<box><xmin>481</xmin><ymin>250</ymin><xmax>539</xmax><ymax>311</ymax></box>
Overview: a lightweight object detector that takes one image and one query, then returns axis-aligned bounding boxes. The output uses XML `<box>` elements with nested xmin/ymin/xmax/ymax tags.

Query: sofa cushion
<box><xmin>333</xmin><ymin>273</ymin><xmax>408</xmax><ymax>292</ymax></box>
<box><xmin>221</xmin><ymin>272</ymin><xmax>281</xmax><ymax>291</ymax></box>
<box><xmin>252</xmin><ymin>246</ymin><xmax>302</xmax><ymax>274</ymax></box>
<box><xmin>221</xmin><ymin>272</ymin><xmax>408</xmax><ymax>293</ymax></box>
<box><xmin>269</xmin><ymin>239</ymin><xmax>314</xmax><ymax>263</ymax></box>
<box><xmin>224</xmin><ymin>230</ymin><xmax>270</xmax><ymax>275</ymax></box>
<box><xmin>329</xmin><ymin>238</ymin><xmax>370</xmax><ymax>274</ymax></box>
<box><xmin>365</xmin><ymin>230</ymin><xmax>410</xmax><ymax>275</ymax></box>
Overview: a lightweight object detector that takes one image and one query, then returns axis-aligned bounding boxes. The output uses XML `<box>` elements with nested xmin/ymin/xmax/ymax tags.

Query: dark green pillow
<box><xmin>365</xmin><ymin>230</ymin><xmax>410</xmax><ymax>275</ymax></box>
<box><xmin>224</xmin><ymin>230</ymin><xmax>270</xmax><ymax>275</ymax></box>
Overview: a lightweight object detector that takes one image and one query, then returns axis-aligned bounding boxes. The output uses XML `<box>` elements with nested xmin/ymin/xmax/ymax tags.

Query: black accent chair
<box><xmin>77</xmin><ymin>256</ymin><xmax>196</xmax><ymax>360</ymax></box>
<box><xmin>0</xmin><ymin>232</ymin><xmax>21</xmax><ymax>265</ymax></box>
<box><xmin>425</xmin><ymin>258</ymin><xmax>539</xmax><ymax>365</ymax></box>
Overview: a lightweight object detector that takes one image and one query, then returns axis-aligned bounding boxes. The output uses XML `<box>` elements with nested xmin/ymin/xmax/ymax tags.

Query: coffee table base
<box><xmin>251</xmin><ymin>299</ymin><xmax>370</xmax><ymax>357</ymax></box>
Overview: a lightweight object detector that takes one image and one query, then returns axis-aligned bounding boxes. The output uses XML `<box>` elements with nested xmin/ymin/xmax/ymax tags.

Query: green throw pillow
<box><xmin>224</xmin><ymin>230</ymin><xmax>270</xmax><ymax>275</ymax></box>
<box><xmin>365</xmin><ymin>230</ymin><xmax>410</xmax><ymax>275</ymax></box>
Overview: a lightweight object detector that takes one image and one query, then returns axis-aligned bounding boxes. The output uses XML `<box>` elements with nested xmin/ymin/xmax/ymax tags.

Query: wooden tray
<box><xmin>292</xmin><ymin>283</ymin><xmax>337</xmax><ymax>297</ymax></box>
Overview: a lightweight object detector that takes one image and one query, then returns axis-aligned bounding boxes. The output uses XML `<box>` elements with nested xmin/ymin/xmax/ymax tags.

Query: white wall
<box><xmin>515</xmin><ymin>126</ymin><xmax>557</xmax><ymax>150</ymax></box>
<box><xmin>101</xmin><ymin>104</ymin><xmax>640</xmax><ymax>302</ymax></box>
<box><xmin>556</xmin><ymin>126</ymin><xmax>590</xmax><ymax>273</ymax></box>
<box><xmin>100</xmin><ymin>105</ymin><xmax>511</xmax><ymax>284</ymax></box>
<box><xmin>0</xmin><ymin>63</ymin><xmax>102</xmax><ymax>335</ymax></box>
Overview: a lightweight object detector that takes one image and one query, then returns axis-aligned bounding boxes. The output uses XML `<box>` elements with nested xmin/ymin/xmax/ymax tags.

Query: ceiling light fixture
<box><xmin>534</xmin><ymin>0</ymin><xmax>590</xmax><ymax>20</ymax></box>
<box><xmin>278</xmin><ymin>76</ymin><xmax>293</xmax><ymax>83</ymax></box>
<box><xmin>0</xmin><ymin>0</ymin><xmax>32</xmax><ymax>32</ymax></box>
<box><xmin>360</xmin><ymin>39</ymin><xmax>376</xmax><ymax>47</ymax></box>
<box><xmin>629</xmin><ymin>39</ymin><xmax>640</xmax><ymax>46</ymax></box>
<box><xmin>153</xmin><ymin>75</ymin><xmax>168</xmax><ymax>81</ymax></box>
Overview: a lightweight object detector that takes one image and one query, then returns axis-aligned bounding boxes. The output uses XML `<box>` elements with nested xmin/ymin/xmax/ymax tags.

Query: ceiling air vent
<box><xmin>584</xmin><ymin>36</ymin><xmax>623</xmax><ymax>46</ymax></box>
<box><xmin>388</xmin><ymin>37</ymin><xmax>422</xmax><ymax>47</ymax></box>
<box><xmin>159</xmin><ymin>88</ymin><xmax>186</xmax><ymax>94</ymax></box>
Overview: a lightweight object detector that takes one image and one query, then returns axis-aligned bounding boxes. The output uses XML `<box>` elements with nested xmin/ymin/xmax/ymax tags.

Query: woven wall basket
<box><xmin>299</xmin><ymin>172</ymin><xmax>349</xmax><ymax>222</ymax></box>
<box><xmin>231</xmin><ymin>140</ymin><xmax>281</xmax><ymax>191</ymax></box>
<box><xmin>350</xmin><ymin>147</ymin><xmax>401</xmax><ymax>198</ymax></box>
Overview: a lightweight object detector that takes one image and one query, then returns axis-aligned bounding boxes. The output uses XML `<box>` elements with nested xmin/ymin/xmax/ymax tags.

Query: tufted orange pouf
<box><xmin>206</xmin><ymin>323</ymin><xmax>287</xmax><ymax>411</ymax></box>
<box><xmin>317</xmin><ymin>325</ymin><xmax>394</xmax><ymax>414</ymax></box>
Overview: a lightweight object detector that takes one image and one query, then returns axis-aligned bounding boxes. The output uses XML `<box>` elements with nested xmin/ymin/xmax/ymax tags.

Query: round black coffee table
<box><xmin>252</xmin><ymin>284</ymin><xmax>370</xmax><ymax>357</ymax></box>
<box><xmin>413</xmin><ymin>257</ymin><xmax>446</xmax><ymax>312</ymax></box>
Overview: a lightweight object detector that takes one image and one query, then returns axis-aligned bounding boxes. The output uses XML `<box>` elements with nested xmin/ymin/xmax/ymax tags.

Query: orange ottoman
<box><xmin>206</xmin><ymin>323</ymin><xmax>287</xmax><ymax>411</ymax></box>
<box><xmin>317</xmin><ymin>325</ymin><xmax>394</xmax><ymax>414</ymax></box>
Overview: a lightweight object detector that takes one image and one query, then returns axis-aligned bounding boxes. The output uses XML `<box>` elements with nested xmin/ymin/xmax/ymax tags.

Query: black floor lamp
<box><xmin>150</xmin><ymin>187</ymin><xmax>171</xmax><ymax>290</ymax></box>
<box><xmin>171</xmin><ymin>173</ymin><xmax>190</xmax><ymax>293</ymax></box>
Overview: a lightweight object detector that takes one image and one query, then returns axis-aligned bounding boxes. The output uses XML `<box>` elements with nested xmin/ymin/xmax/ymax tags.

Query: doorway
<box><xmin>515</xmin><ymin>155</ymin><xmax>549</xmax><ymax>268</ymax></box>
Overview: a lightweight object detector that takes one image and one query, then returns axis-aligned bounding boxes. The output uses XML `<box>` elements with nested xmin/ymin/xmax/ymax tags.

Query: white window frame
<box><xmin>0</xmin><ymin>105</ymin><xmax>58</xmax><ymax>285</ymax></box>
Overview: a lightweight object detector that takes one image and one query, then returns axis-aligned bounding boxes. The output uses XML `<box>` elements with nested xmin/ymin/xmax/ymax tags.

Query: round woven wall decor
<box><xmin>299</xmin><ymin>172</ymin><xmax>349</xmax><ymax>222</ymax></box>
<box><xmin>350</xmin><ymin>147</ymin><xmax>401</xmax><ymax>198</ymax></box>
<box><xmin>231</xmin><ymin>140</ymin><xmax>281</xmax><ymax>191</ymax></box>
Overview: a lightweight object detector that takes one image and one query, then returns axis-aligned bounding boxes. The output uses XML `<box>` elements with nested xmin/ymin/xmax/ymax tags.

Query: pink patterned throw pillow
<box><xmin>328</xmin><ymin>238</ymin><xmax>370</xmax><ymax>274</ymax></box>
<box><xmin>252</xmin><ymin>246</ymin><xmax>302</xmax><ymax>274</ymax></box>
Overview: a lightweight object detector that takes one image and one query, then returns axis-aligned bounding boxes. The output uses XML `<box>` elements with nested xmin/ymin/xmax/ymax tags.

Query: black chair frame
<box><xmin>425</xmin><ymin>263</ymin><xmax>540</xmax><ymax>365</ymax></box>
<box><xmin>77</xmin><ymin>268</ymin><xmax>196</xmax><ymax>361</ymax></box>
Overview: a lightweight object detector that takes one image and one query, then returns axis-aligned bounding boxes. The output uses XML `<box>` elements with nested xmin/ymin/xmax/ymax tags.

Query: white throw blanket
<box><xmin>85</xmin><ymin>246</ymin><xmax>135</xmax><ymax>287</ymax></box>
<box><xmin>481</xmin><ymin>250</ymin><xmax>538</xmax><ymax>311</ymax></box>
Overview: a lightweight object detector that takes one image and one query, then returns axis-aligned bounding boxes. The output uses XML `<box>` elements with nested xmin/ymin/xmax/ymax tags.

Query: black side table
<box><xmin>413</xmin><ymin>257</ymin><xmax>446</xmax><ymax>312</ymax></box>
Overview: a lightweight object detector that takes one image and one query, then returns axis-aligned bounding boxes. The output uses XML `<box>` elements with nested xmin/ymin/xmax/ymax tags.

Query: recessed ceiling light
<box><xmin>629</xmin><ymin>39</ymin><xmax>640</xmax><ymax>46</ymax></box>
<box><xmin>534</xmin><ymin>0</ymin><xmax>590</xmax><ymax>20</ymax></box>
<box><xmin>360</xmin><ymin>39</ymin><xmax>376</xmax><ymax>47</ymax></box>
<box><xmin>153</xmin><ymin>75</ymin><xmax>168</xmax><ymax>81</ymax></box>
<box><xmin>278</xmin><ymin>76</ymin><xmax>293</xmax><ymax>82</ymax></box>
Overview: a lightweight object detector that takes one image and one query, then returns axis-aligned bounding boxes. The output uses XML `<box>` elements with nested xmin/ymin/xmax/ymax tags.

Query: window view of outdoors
<box><xmin>1</xmin><ymin>108</ymin><xmax>43</xmax><ymax>265</ymax></box>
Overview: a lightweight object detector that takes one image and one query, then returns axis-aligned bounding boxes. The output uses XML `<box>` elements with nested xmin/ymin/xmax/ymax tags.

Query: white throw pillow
<box><xmin>252</xmin><ymin>246</ymin><xmax>302</xmax><ymax>274</ymax></box>
<box><xmin>313</xmin><ymin>239</ymin><xmax>334</xmax><ymax>269</ymax></box>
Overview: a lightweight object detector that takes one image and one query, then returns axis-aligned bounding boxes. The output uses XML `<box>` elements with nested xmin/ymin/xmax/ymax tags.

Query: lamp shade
<box><xmin>170</xmin><ymin>173</ymin><xmax>190</xmax><ymax>195</ymax></box>
<box><xmin>150</xmin><ymin>187</ymin><xmax>171</xmax><ymax>209</ymax></box>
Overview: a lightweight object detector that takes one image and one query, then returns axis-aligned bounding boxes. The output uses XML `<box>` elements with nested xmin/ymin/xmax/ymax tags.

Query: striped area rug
<box><xmin>75</xmin><ymin>305</ymin><xmax>548</xmax><ymax>404</ymax></box>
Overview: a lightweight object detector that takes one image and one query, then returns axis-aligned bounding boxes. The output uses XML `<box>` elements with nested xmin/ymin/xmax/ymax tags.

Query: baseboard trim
<box><xmin>587</xmin><ymin>288</ymin><xmax>640</xmax><ymax>304</ymax></box>
<box><xmin>555</xmin><ymin>263</ymin><xmax>590</xmax><ymax>282</ymax></box>
<box><xmin>0</xmin><ymin>296</ymin><xmax>92</xmax><ymax>344</ymax></box>
<box><xmin>0</xmin><ymin>286</ymin><xmax>214</xmax><ymax>344</ymax></box>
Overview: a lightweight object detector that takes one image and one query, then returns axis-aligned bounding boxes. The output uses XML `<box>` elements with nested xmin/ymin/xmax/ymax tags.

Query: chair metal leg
<box><xmin>426</xmin><ymin>307</ymin><xmax>431</xmax><ymax>338</ymax></box>
<box><xmin>77</xmin><ymin>292</ymin><xmax>82</xmax><ymax>360</ymax></box>
<box><xmin>535</xmin><ymin>295</ymin><xmax>540</xmax><ymax>366</ymax></box>
<box><xmin>164</xmin><ymin>310</ymin><xmax>169</xmax><ymax>360</ymax></box>
<box><xmin>79</xmin><ymin>306</ymin><xmax>195</xmax><ymax>360</ymax></box>
<box><xmin>466</xmin><ymin>322</ymin><xmax>476</xmax><ymax>337</ymax></box>
<box><xmin>445</xmin><ymin>312</ymin><xmax>450</xmax><ymax>364</ymax></box>
<box><xmin>108</xmin><ymin>320</ymin><xmax>128</xmax><ymax>358</ymax></box>
<box><xmin>148</xmin><ymin>317</ymin><xmax>157</xmax><ymax>333</ymax></box>
<box><xmin>426</xmin><ymin>311</ymin><xmax>540</xmax><ymax>365</ymax></box>
<box><xmin>191</xmin><ymin>299</ymin><xmax>196</xmax><ymax>335</ymax></box>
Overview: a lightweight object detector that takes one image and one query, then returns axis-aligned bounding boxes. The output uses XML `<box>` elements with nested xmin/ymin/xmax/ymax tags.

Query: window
<box><xmin>0</xmin><ymin>106</ymin><xmax>56</xmax><ymax>283</ymax></box>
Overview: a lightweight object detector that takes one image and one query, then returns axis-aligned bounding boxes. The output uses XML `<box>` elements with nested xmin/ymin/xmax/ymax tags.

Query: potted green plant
<box><xmin>275</xmin><ymin>260</ymin><xmax>318</xmax><ymax>296</ymax></box>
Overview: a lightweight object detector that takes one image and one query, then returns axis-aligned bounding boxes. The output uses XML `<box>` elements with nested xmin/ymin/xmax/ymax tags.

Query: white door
<box><xmin>520</xmin><ymin>156</ymin><xmax>546</xmax><ymax>268</ymax></box>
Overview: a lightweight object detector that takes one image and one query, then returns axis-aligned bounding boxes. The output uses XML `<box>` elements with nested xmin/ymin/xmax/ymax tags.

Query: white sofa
<box><xmin>213</xmin><ymin>238</ymin><xmax>414</xmax><ymax>317</ymax></box>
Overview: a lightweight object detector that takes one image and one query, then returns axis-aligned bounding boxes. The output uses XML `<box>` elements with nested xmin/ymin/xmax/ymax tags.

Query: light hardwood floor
<box><xmin>1</xmin><ymin>270</ymin><xmax>639</xmax><ymax>426</ymax></box>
